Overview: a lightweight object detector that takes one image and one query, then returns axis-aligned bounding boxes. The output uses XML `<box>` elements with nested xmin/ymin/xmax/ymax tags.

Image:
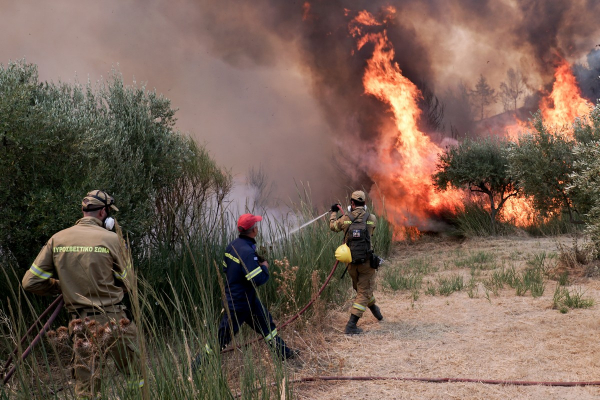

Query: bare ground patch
<box><xmin>291</xmin><ymin>234</ymin><xmax>600</xmax><ymax>399</ymax></box>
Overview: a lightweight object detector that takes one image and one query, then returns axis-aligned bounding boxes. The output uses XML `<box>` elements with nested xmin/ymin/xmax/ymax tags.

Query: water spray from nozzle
<box><xmin>270</xmin><ymin>212</ymin><xmax>329</xmax><ymax>244</ymax></box>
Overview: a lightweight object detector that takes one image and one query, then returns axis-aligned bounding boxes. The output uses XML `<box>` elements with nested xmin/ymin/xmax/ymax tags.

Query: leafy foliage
<box><xmin>0</xmin><ymin>60</ymin><xmax>231</xmax><ymax>271</ymax></box>
<box><xmin>433</xmin><ymin>137</ymin><xmax>518</xmax><ymax>232</ymax></box>
<box><xmin>508</xmin><ymin>112</ymin><xmax>580</xmax><ymax>221</ymax></box>
<box><xmin>571</xmin><ymin>140</ymin><xmax>600</xmax><ymax>256</ymax></box>
<box><xmin>0</xmin><ymin>62</ymin><xmax>91</xmax><ymax>267</ymax></box>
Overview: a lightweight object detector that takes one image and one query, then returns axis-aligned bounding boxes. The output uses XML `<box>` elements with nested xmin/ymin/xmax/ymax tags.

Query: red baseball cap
<box><xmin>237</xmin><ymin>213</ymin><xmax>263</xmax><ymax>232</ymax></box>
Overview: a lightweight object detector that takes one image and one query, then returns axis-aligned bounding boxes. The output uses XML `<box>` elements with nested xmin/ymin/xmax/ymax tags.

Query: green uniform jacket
<box><xmin>22</xmin><ymin>217</ymin><xmax>131</xmax><ymax>312</ymax></box>
<box><xmin>329</xmin><ymin>206</ymin><xmax>377</xmax><ymax>248</ymax></box>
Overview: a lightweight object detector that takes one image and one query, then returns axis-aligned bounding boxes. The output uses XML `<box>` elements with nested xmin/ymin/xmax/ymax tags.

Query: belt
<box><xmin>70</xmin><ymin>303</ymin><xmax>125</xmax><ymax>319</ymax></box>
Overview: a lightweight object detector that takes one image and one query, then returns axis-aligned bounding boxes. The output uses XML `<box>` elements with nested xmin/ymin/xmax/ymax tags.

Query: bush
<box><xmin>433</xmin><ymin>137</ymin><xmax>519</xmax><ymax>233</ymax></box>
<box><xmin>571</xmin><ymin>138</ymin><xmax>600</xmax><ymax>258</ymax></box>
<box><xmin>0</xmin><ymin>60</ymin><xmax>231</xmax><ymax>276</ymax></box>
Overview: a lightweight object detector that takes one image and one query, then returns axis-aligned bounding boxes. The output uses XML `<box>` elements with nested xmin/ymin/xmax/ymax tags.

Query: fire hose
<box><xmin>2</xmin><ymin>294</ymin><xmax>64</xmax><ymax>385</ymax></box>
<box><xmin>221</xmin><ymin>259</ymin><xmax>340</xmax><ymax>354</ymax></box>
<box><xmin>7</xmin><ymin>212</ymin><xmax>600</xmax><ymax>391</ymax></box>
<box><xmin>221</xmin><ymin>206</ymin><xmax>345</xmax><ymax>354</ymax></box>
<box><xmin>232</xmin><ymin>375</ymin><xmax>600</xmax><ymax>397</ymax></box>
<box><xmin>285</xmin><ymin>375</ymin><xmax>600</xmax><ymax>386</ymax></box>
<box><xmin>218</xmin><ymin>206</ymin><xmax>600</xmax><ymax>393</ymax></box>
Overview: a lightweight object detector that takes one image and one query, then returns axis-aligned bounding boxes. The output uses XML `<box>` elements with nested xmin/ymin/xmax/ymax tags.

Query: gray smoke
<box><xmin>2</xmin><ymin>0</ymin><xmax>600</xmax><ymax>208</ymax></box>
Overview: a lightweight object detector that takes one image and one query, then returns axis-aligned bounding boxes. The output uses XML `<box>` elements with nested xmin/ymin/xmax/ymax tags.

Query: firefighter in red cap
<box><xmin>330</xmin><ymin>190</ymin><xmax>383</xmax><ymax>334</ymax></box>
<box><xmin>215</xmin><ymin>213</ymin><xmax>298</xmax><ymax>359</ymax></box>
<box><xmin>22</xmin><ymin>190</ymin><xmax>144</xmax><ymax>399</ymax></box>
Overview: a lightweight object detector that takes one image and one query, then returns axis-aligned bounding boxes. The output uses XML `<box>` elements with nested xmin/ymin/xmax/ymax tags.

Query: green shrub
<box><xmin>0</xmin><ymin>60</ymin><xmax>231</xmax><ymax>274</ymax></box>
<box><xmin>454</xmin><ymin>250</ymin><xmax>497</xmax><ymax>270</ymax></box>
<box><xmin>382</xmin><ymin>270</ymin><xmax>423</xmax><ymax>292</ymax></box>
<box><xmin>553</xmin><ymin>285</ymin><xmax>594</xmax><ymax>313</ymax></box>
<box><xmin>452</xmin><ymin>201</ymin><xmax>516</xmax><ymax>237</ymax></box>
<box><xmin>436</xmin><ymin>274</ymin><xmax>464</xmax><ymax>296</ymax></box>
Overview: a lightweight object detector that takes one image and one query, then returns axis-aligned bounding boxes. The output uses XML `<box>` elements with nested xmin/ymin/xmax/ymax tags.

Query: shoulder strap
<box><xmin>343</xmin><ymin>209</ymin><xmax>367</xmax><ymax>243</ymax></box>
<box><xmin>363</xmin><ymin>211</ymin><xmax>371</xmax><ymax>241</ymax></box>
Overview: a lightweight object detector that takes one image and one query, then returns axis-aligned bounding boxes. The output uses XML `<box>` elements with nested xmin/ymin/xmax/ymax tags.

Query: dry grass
<box><xmin>290</xmin><ymin>234</ymin><xmax>600</xmax><ymax>399</ymax></box>
<box><xmin>9</xmin><ymin>234</ymin><xmax>600</xmax><ymax>399</ymax></box>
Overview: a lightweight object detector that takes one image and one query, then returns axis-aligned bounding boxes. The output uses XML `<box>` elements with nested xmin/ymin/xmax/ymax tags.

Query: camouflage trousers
<box><xmin>68</xmin><ymin>309</ymin><xmax>143</xmax><ymax>399</ymax></box>
<box><xmin>348</xmin><ymin>261</ymin><xmax>377</xmax><ymax>318</ymax></box>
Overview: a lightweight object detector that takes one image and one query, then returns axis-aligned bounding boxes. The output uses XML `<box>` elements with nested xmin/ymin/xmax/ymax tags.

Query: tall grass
<box><xmin>524</xmin><ymin>212</ymin><xmax>580</xmax><ymax>236</ymax></box>
<box><xmin>452</xmin><ymin>202</ymin><xmax>516</xmax><ymax>237</ymax></box>
<box><xmin>0</xmin><ymin>194</ymin><xmax>393</xmax><ymax>399</ymax></box>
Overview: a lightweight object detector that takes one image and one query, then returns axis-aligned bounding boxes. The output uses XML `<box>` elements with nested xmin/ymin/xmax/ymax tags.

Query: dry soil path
<box><xmin>293</xmin><ymin>235</ymin><xmax>600</xmax><ymax>400</ymax></box>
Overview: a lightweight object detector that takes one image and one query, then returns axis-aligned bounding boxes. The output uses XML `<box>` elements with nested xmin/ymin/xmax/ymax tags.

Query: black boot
<box><xmin>344</xmin><ymin>314</ymin><xmax>363</xmax><ymax>335</ymax></box>
<box><xmin>369</xmin><ymin>304</ymin><xmax>384</xmax><ymax>321</ymax></box>
<box><xmin>273</xmin><ymin>337</ymin><xmax>300</xmax><ymax>361</ymax></box>
<box><xmin>282</xmin><ymin>347</ymin><xmax>300</xmax><ymax>360</ymax></box>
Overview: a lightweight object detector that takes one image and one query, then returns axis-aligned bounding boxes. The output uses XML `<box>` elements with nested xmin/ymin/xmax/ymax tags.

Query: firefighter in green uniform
<box><xmin>22</xmin><ymin>190</ymin><xmax>143</xmax><ymax>399</ymax></box>
<box><xmin>329</xmin><ymin>190</ymin><xmax>383</xmax><ymax>334</ymax></box>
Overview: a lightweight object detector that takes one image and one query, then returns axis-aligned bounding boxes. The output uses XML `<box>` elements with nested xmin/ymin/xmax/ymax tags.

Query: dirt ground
<box><xmin>290</xmin><ymin>234</ymin><xmax>600</xmax><ymax>400</ymax></box>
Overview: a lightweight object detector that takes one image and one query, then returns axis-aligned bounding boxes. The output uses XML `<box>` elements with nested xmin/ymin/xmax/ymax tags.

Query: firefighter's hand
<box><xmin>260</xmin><ymin>260</ymin><xmax>269</xmax><ymax>269</ymax></box>
<box><xmin>50</xmin><ymin>279</ymin><xmax>62</xmax><ymax>296</ymax></box>
<box><xmin>331</xmin><ymin>203</ymin><xmax>341</xmax><ymax>212</ymax></box>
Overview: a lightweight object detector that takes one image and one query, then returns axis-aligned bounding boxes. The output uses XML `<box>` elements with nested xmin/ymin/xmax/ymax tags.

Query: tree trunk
<box><xmin>488</xmin><ymin>193</ymin><xmax>497</xmax><ymax>235</ymax></box>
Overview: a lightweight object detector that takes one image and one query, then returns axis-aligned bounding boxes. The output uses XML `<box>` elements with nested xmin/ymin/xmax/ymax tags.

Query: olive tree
<box><xmin>0</xmin><ymin>62</ymin><xmax>91</xmax><ymax>267</ymax></box>
<box><xmin>508</xmin><ymin>109</ymin><xmax>600</xmax><ymax>224</ymax></box>
<box><xmin>433</xmin><ymin>137</ymin><xmax>519</xmax><ymax>232</ymax></box>
<box><xmin>570</xmin><ymin>103</ymin><xmax>600</xmax><ymax>256</ymax></box>
<box><xmin>507</xmin><ymin>113</ymin><xmax>581</xmax><ymax>222</ymax></box>
<box><xmin>0</xmin><ymin>60</ymin><xmax>231</xmax><ymax>270</ymax></box>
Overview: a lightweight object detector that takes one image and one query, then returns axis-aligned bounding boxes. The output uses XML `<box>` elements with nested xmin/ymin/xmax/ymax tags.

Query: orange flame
<box><xmin>500</xmin><ymin>196</ymin><xmax>538</xmax><ymax>227</ymax></box>
<box><xmin>350</xmin><ymin>9</ymin><xmax>462</xmax><ymax>235</ymax></box>
<box><xmin>540</xmin><ymin>58</ymin><xmax>592</xmax><ymax>137</ymax></box>
<box><xmin>350</xmin><ymin>11</ymin><xmax>591</xmax><ymax>232</ymax></box>
<box><xmin>503</xmin><ymin>59</ymin><xmax>592</xmax><ymax>227</ymax></box>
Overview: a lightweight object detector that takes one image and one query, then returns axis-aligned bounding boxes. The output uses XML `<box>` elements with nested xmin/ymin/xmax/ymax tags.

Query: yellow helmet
<box><xmin>335</xmin><ymin>243</ymin><xmax>352</xmax><ymax>263</ymax></box>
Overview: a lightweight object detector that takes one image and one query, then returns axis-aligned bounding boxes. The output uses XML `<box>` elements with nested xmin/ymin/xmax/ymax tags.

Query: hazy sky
<box><xmin>0</xmin><ymin>1</ymin><xmax>338</xmax><ymax>205</ymax></box>
<box><xmin>3</xmin><ymin>0</ymin><xmax>600</xmax><ymax>214</ymax></box>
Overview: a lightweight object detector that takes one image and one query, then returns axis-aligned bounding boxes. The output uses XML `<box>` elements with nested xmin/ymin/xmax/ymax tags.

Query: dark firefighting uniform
<box><xmin>22</xmin><ymin>217</ymin><xmax>143</xmax><ymax>399</ymax></box>
<box><xmin>330</xmin><ymin>207</ymin><xmax>378</xmax><ymax>318</ymax></box>
<box><xmin>218</xmin><ymin>235</ymin><xmax>293</xmax><ymax>358</ymax></box>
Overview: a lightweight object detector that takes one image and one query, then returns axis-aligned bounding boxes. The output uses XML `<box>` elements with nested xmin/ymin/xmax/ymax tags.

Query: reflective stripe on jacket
<box><xmin>22</xmin><ymin>217</ymin><xmax>130</xmax><ymax>311</ymax></box>
<box><xmin>329</xmin><ymin>206</ymin><xmax>377</xmax><ymax>240</ymax></box>
<box><xmin>223</xmin><ymin>235</ymin><xmax>269</xmax><ymax>311</ymax></box>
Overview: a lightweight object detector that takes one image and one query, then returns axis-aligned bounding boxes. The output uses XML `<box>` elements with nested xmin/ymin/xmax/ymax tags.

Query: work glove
<box><xmin>331</xmin><ymin>203</ymin><xmax>341</xmax><ymax>213</ymax></box>
<box><xmin>256</xmin><ymin>245</ymin><xmax>269</xmax><ymax>263</ymax></box>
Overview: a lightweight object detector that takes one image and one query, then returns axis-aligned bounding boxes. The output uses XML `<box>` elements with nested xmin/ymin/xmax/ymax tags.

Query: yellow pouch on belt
<box><xmin>335</xmin><ymin>243</ymin><xmax>352</xmax><ymax>263</ymax></box>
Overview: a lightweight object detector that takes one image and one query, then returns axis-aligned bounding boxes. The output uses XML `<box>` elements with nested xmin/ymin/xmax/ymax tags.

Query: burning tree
<box><xmin>508</xmin><ymin>113</ymin><xmax>579</xmax><ymax>222</ymax></box>
<box><xmin>433</xmin><ymin>137</ymin><xmax>519</xmax><ymax>233</ymax></box>
<box><xmin>571</xmin><ymin>140</ymin><xmax>600</xmax><ymax>256</ymax></box>
<box><xmin>508</xmin><ymin>107</ymin><xmax>600</xmax><ymax>225</ymax></box>
<box><xmin>570</xmin><ymin>103</ymin><xmax>600</xmax><ymax>256</ymax></box>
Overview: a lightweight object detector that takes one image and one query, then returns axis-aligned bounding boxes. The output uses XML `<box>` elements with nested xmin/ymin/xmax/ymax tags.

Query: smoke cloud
<box><xmin>2</xmin><ymin>0</ymin><xmax>600</xmax><ymax>213</ymax></box>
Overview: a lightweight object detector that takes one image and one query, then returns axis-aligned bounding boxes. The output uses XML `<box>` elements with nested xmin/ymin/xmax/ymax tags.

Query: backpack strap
<box><xmin>343</xmin><ymin>208</ymin><xmax>368</xmax><ymax>244</ymax></box>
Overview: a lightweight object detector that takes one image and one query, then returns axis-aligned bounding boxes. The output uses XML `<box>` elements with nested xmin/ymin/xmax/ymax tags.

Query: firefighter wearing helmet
<box><xmin>329</xmin><ymin>190</ymin><xmax>383</xmax><ymax>334</ymax></box>
<box><xmin>22</xmin><ymin>190</ymin><xmax>144</xmax><ymax>399</ymax></box>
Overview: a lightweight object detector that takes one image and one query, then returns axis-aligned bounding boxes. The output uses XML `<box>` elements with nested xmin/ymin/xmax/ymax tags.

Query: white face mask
<box><xmin>348</xmin><ymin>205</ymin><xmax>367</xmax><ymax>212</ymax></box>
<box><xmin>104</xmin><ymin>217</ymin><xmax>115</xmax><ymax>231</ymax></box>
